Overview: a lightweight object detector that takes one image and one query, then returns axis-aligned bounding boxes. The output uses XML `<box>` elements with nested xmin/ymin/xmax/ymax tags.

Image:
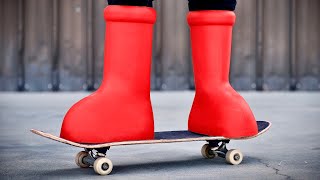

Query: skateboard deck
<box><xmin>31</xmin><ymin>121</ymin><xmax>271</xmax><ymax>175</ymax></box>
<box><xmin>31</xmin><ymin>121</ymin><xmax>270</xmax><ymax>149</ymax></box>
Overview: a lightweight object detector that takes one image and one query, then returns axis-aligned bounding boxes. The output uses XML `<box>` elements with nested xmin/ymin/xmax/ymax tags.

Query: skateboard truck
<box><xmin>77</xmin><ymin>140</ymin><xmax>243</xmax><ymax>175</ymax></box>
<box><xmin>208</xmin><ymin>140</ymin><xmax>230</xmax><ymax>158</ymax></box>
<box><xmin>75</xmin><ymin>147</ymin><xmax>113</xmax><ymax>175</ymax></box>
<box><xmin>202</xmin><ymin>140</ymin><xmax>243</xmax><ymax>165</ymax></box>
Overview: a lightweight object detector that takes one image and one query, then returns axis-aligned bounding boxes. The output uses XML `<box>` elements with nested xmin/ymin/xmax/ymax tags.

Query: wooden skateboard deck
<box><xmin>31</xmin><ymin>121</ymin><xmax>271</xmax><ymax>149</ymax></box>
<box><xmin>31</xmin><ymin>121</ymin><xmax>271</xmax><ymax>175</ymax></box>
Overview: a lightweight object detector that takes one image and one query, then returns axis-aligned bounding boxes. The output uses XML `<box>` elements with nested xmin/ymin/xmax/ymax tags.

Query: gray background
<box><xmin>0</xmin><ymin>0</ymin><xmax>319</xmax><ymax>91</ymax></box>
<box><xmin>1</xmin><ymin>1</ymin><xmax>320</xmax><ymax>179</ymax></box>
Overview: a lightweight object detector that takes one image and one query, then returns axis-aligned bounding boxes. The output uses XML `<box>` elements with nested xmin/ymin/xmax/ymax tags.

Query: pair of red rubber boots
<box><xmin>60</xmin><ymin>5</ymin><xmax>258</xmax><ymax>143</ymax></box>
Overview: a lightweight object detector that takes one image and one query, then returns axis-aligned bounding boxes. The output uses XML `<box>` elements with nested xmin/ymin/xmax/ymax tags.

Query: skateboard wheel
<box><xmin>226</xmin><ymin>149</ymin><xmax>243</xmax><ymax>165</ymax></box>
<box><xmin>93</xmin><ymin>157</ymin><xmax>113</xmax><ymax>175</ymax></box>
<box><xmin>201</xmin><ymin>144</ymin><xmax>217</xmax><ymax>159</ymax></box>
<box><xmin>75</xmin><ymin>151</ymin><xmax>90</xmax><ymax>168</ymax></box>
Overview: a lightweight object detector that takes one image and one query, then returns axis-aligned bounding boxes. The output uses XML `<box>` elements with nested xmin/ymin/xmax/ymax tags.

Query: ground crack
<box><xmin>258</xmin><ymin>159</ymin><xmax>293</xmax><ymax>180</ymax></box>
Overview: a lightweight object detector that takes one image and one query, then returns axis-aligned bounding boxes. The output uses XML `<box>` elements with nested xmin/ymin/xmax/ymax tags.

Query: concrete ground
<box><xmin>0</xmin><ymin>92</ymin><xmax>319</xmax><ymax>179</ymax></box>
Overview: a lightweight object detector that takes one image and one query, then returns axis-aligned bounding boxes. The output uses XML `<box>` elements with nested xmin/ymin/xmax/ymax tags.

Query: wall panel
<box><xmin>0</xmin><ymin>0</ymin><xmax>20</xmax><ymax>91</ymax></box>
<box><xmin>262</xmin><ymin>0</ymin><xmax>291</xmax><ymax>90</ymax></box>
<box><xmin>151</xmin><ymin>0</ymin><xmax>162</xmax><ymax>90</ymax></box>
<box><xmin>58</xmin><ymin>0</ymin><xmax>86</xmax><ymax>90</ymax></box>
<box><xmin>23</xmin><ymin>0</ymin><xmax>52</xmax><ymax>91</ymax></box>
<box><xmin>231</xmin><ymin>0</ymin><xmax>257</xmax><ymax>90</ymax></box>
<box><xmin>0</xmin><ymin>0</ymin><xmax>319</xmax><ymax>91</ymax></box>
<box><xmin>159</xmin><ymin>0</ymin><xmax>190</xmax><ymax>90</ymax></box>
<box><xmin>93</xmin><ymin>0</ymin><xmax>107</xmax><ymax>90</ymax></box>
<box><xmin>295</xmin><ymin>0</ymin><xmax>320</xmax><ymax>90</ymax></box>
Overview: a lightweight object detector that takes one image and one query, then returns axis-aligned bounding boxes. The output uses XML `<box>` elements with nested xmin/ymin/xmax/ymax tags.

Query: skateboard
<box><xmin>31</xmin><ymin>120</ymin><xmax>271</xmax><ymax>175</ymax></box>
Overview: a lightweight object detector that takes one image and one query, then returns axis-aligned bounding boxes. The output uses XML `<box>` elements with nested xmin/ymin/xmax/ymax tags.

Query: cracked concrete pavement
<box><xmin>0</xmin><ymin>92</ymin><xmax>319</xmax><ymax>179</ymax></box>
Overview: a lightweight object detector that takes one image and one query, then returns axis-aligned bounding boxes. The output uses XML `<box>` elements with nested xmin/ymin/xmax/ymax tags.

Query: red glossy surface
<box><xmin>187</xmin><ymin>10</ymin><xmax>258</xmax><ymax>138</ymax></box>
<box><xmin>60</xmin><ymin>6</ymin><xmax>156</xmax><ymax>143</ymax></box>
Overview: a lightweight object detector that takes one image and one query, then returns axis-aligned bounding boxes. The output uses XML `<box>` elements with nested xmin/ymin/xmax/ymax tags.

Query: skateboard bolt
<box><xmin>102</xmin><ymin>163</ymin><xmax>109</xmax><ymax>171</ymax></box>
<box><xmin>234</xmin><ymin>154</ymin><xmax>240</xmax><ymax>161</ymax></box>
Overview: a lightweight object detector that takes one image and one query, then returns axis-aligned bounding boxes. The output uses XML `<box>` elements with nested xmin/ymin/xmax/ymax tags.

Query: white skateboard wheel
<box><xmin>201</xmin><ymin>144</ymin><xmax>217</xmax><ymax>159</ymax></box>
<box><xmin>93</xmin><ymin>157</ymin><xmax>113</xmax><ymax>175</ymax></box>
<box><xmin>75</xmin><ymin>151</ymin><xmax>90</xmax><ymax>168</ymax></box>
<box><xmin>226</xmin><ymin>149</ymin><xmax>243</xmax><ymax>165</ymax></box>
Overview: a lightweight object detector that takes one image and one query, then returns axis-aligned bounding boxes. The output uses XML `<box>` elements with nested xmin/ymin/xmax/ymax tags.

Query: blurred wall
<box><xmin>0</xmin><ymin>0</ymin><xmax>319</xmax><ymax>91</ymax></box>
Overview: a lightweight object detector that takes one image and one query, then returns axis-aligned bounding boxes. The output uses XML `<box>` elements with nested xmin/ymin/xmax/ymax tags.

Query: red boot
<box><xmin>187</xmin><ymin>10</ymin><xmax>258</xmax><ymax>138</ymax></box>
<box><xmin>60</xmin><ymin>5</ymin><xmax>156</xmax><ymax>143</ymax></box>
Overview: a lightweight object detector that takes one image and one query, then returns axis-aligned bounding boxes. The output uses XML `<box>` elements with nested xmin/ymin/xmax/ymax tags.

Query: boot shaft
<box><xmin>188</xmin><ymin>10</ymin><xmax>235</xmax><ymax>89</ymax></box>
<box><xmin>101</xmin><ymin>6</ymin><xmax>156</xmax><ymax>94</ymax></box>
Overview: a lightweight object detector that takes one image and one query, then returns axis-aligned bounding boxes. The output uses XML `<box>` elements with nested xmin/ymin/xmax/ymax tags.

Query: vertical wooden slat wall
<box><xmin>93</xmin><ymin>0</ymin><xmax>107</xmax><ymax>90</ymax></box>
<box><xmin>0</xmin><ymin>0</ymin><xmax>319</xmax><ymax>91</ymax></box>
<box><xmin>231</xmin><ymin>0</ymin><xmax>257</xmax><ymax>90</ymax></box>
<box><xmin>0</xmin><ymin>0</ymin><xmax>20</xmax><ymax>91</ymax></box>
<box><xmin>58</xmin><ymin>0</ymin><xmax>86</xmax><ymax>91</ymax></box>
<box><xmin>295</xmin><ymin>0</ymin><xmax>320</xmax><ymax>90</ymax></box>
<box><xmin>159</xmin><ymin>0</ymin><xmax>190</xmax><ymax>90</ymax></box>
<box><xmin>262</xmin><ymin>0</ymin><xmax>291</xmax><ymax>90</ymax></box>
<box><xmin>152</xmin><ymin>0</ymin><xmax>162</xmax><ymax>90</ymax></box>
<box><xmin>24</xmin><ymin>0</ymin><xmax>52</xmax><ymax>91</ymax></box>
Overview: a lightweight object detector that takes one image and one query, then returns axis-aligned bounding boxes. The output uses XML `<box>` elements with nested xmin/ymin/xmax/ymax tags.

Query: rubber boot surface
<box><xmin>187</xmin><ymin>10</ymin><xmax>258</xmax><ymax>138</ymax></box>
<box><xmin>60</xmin><ymin>6</ymin><xmax>156</xmax><ymax>143</ymax></box>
